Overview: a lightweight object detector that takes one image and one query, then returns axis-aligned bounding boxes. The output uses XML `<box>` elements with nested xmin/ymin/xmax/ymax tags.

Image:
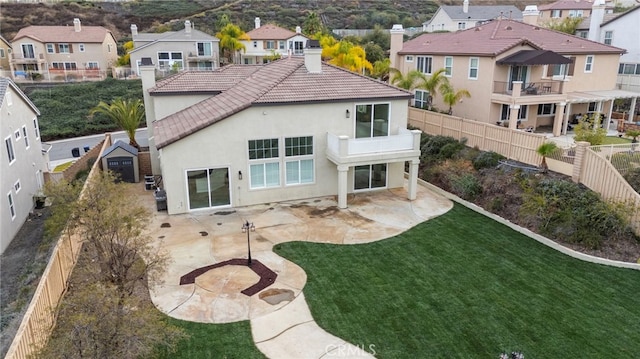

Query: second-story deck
<box><xmin>326</xmin><ymin>128</ymin><xmax>421</xmax><ymax>166</ymax></box>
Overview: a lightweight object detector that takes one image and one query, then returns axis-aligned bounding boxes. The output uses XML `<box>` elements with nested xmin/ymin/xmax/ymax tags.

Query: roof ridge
<box><xmin>322</xmin><ymin>61</ymin><xmax>413</xmax><ymax>96</ymax></box>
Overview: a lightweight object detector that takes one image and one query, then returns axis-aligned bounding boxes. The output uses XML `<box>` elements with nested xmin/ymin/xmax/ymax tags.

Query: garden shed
<box><xmin>101</xmin><ymin>140</ymin><xmax>139</xmax><ymax>183</ymax></box>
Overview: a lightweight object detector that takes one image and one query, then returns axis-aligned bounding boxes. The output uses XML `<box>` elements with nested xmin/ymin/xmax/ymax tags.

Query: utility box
<box><xmin>154</xmin><ymin>189</ymin><xmax>167</xmax><ymax>211</ymax></box>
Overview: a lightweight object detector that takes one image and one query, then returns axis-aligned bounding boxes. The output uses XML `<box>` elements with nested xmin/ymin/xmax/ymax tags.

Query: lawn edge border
<box><xmin>416</xmin><ymin>178</ymin><xmax>640</xmax><ymax>271</ymax></box>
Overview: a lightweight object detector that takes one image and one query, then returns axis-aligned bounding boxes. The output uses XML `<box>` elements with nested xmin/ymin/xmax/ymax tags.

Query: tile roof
<box><xmin>150</xmin><ymin>65</ymin><xmax>261</xmax><ymax>95</ymax></box>
<box><xmin>13</xmin><ymin>25</ymin><xmax>113</xmax><ymax>43</ymax></box>
<box><xmin>0</xmin><ymin>34</ymin><xmax>10</xmax><ymax>47</ymax></box>
<box><xmin>576</xmin><ymin>12</ymin><xmax>621</xmax><ymax>30</ymax></box>
<box><xmin>245</xmin><ymin>24</ymin><xmax>302</xmax><ymax>40</ymax></box>
<box><xmin>438</xmin><ymin>5</ymin><xmax>523</xmax><ymax>21</ymax></box>
<box><xmin>0</xmin><ymin>77</ymin><xmax>40</xmax><ymax>114</ymax></box>
<box><xmin>153</xmin><ymin>57</ymin><xmax>411</xmax><ymax>148</ymax></box>
<box><xmin>130</xmin><ymin>28</ymin><xmax>219</xmax><ymax>54</ymax></box>
<box><xmin>539</xmin><ymin>0</ymin><xmax>602</xmax><ymax>11</ymax></box>
<box><xmin>399</xmin><ymin>18</ymin><xmax>625</xmax><ymax>56</ymax></box>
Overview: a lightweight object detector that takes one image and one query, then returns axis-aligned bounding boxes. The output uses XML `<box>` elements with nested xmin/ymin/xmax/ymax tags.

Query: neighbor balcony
<box><xmin>11</xmin><ymin>52</ymin><xmax>44</xmax><ymax>64</ymax></box>
<box><xmin>326</xmin><ymin>128</ymin><xmax>421</xmax><ymax>166</ymax></box>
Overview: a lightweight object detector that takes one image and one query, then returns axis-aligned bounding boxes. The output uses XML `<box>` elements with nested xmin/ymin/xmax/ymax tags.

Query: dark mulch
<box><xmin>179</xmin><ymin>259</ymin><xmax>277</xmax><ymax>296</ymax></box>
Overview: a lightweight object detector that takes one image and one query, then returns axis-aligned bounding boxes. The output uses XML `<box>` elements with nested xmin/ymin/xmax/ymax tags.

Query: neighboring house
<box><xmin>139</xmin><ymin>42</ymin><xmax>421</xmax><ymax>215</ymax></box>
<box><xmin>390</xmin><ymin>19</ymin><xmax>639</xmax><ymax>136</ymax></box>
<box><xmin>574</xmin><ymin>2</ymin><xmax>640</xmax><ymax>92</ymax></box>
<box><xmin>129</xmin><ymin>20</ymin><xmax>220</xmax><ymax>76</ymax></box>
<box><xmin>538</xmin><ymin>0</ymin><xmax>614</xmax><ymax>21</ymax></box>
<box><xmin>10</xmin><ymin>18</ymin><xmax>118</xmax><ymax>82</ymax></box>
<box><xmin>240</xmin><ymin>17</ymin><xmax>309</xmax><ymax>64</ymax></box>
<box><xmin>422</xmin><ymin>0</ymin><xmax>522</xmax><ymax>32</ymax></box>
<box><xmin>0</xmin><ymin>34</ymin><xmax>11</xmax><ymax>77</ymax></box>
<box><xmin>1</xmin><ymin>78</ymin><xmax>47</xmax><ymax>254</ymax></box>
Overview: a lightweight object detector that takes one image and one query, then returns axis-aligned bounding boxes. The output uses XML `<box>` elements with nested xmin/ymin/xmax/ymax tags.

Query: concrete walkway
<box><xmin>140</xmin><ymin>183</ymin><xmax>452</xmax><ymax>358</ymax></box>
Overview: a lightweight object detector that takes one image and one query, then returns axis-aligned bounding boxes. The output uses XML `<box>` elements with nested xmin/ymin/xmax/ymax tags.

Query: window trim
<box><xmin>604</xmin><ymin>31</ymin><xmax>613</xmax><ymax>45</ymax></box>
<box><xmin>468</xmin><ymin>57</ymin><xmax>479</xmax><ymax>79</ymax></box>
<box><xmin>248</xmin><ymin>138</ymin><xmax>280</xmax><ymax>189</ymax></box>
<box><xmin>457</xmin><ymin>22</ymin><xmax>466</xmax><ymax>30</ymax></box>
<box><xmin>5</xmin><ymin>135</ymin><xmax>15</xmax><ymax>164</ymax></box>
<box><xmin>14</xmin><ymin>180</ymin><xmax>21</xmax><ymax>193</ymax></box>
<box><xmin>537</xmin><ymin>103</ymin><xmax>556</xmax><ymax>116</ymax></box>
<box><xmin>414</xmin><ymin>89</ymin><xmax>429</xmax><ymax>109</ymax></box>
<box><xmin>22</xmin><ymin>125</ymin><xmax>29</xmax><ymax>149</ymax></box>
<box><xmin>57</xmin><ymin>43</ymin><xmax>71</xmax><ymax>53</ymax></box>
<box><xmin>78</xmin><ymin>43</ymin><xmax>85</xmax><ymax>52</ymax></box>
<box><xmin>584</xmin><ymin>55</ymin><xmax>594</xmax><ymax>73</ymax></box>
<box><xmin>8</xmin><ymin>191</ymin><xmax>16</xmax><ymax>220</ymax></box>
<box><xmin>46</xmin><ymin>43</ymin><xmax>54</xmax><ymax>53</ymax></box>
<box><xmin>284</xmin><ymin>136</ymin><xmax>314</xmax><ymax>186</ymax></box>
<box><xmin>416</xmin><ymin>56</ymin><xmax>433</xmax><ymax>75</ymax></box>
<box><xmin>33</xmin><ymin>118</ymin><xmax>40</xmax><ymax>139</ymax></box>
<box><xmin>405</xmin><ymin>55</ymin><xmax>414</xmax><ymax>63</ymax></box>
<box><xmin>0</xmin><ymin>48</ymin><xmax>4</xmax><ymax>58</ymax></box>
<box><xmin>444</xmin><ymin>56</ymin><xmax>453</xmax><ymax>77</ymax></box>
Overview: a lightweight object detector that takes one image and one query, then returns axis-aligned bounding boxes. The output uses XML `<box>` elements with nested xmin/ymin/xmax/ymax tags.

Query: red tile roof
<box><xmin>539</xmin><ymin>0</ymin><xmax>601</xmax><ymax>11</ymax></box>
<box><xmin>246</xmin><ymin>24</ymin><xmax>301</xmax><ymax>40</ymax></box>
<box><xmin>13</xmin><ymin>25</ymin><xmax>113</xmax><ymax>43</ymax></box>
<box><xmin>151</xmin><ymin>65</ymin><xmax>261</xmax><ymax>95</ymax></box>
<box><xmin>153</xmin><ymin>57</ymin><xmax>411</xmax><ymax>149</ymax></box>
<box><xmin>398</xmin><ymin>18</ymin><xmax>625</xmax><ymax>56</ymax></box>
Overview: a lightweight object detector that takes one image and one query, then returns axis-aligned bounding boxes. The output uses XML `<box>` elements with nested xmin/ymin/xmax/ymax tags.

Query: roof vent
<box><xmin>534</xmin><ymin>26</ymin><xmax>540</xmax><ymax>30</ymax></box>
<box><xmin>475</xmin><ymin>27</ymin><xmax>481</xmax><ymax>31</ymax></box>
<box><xmin>505</xmin><ymin>26</ymin><xmax>512</xmax><ymax>30</ymax></box>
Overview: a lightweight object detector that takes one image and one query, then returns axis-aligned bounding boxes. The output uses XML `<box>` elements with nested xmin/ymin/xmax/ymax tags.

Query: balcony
<box><xmin>326</xmin><ymin>128</ymin><xmax>421</xmax><ymax>166</ymax></box>
<box><xmin>11</xmin><ymin>53</ymin><xmax>44</xmax><ymax>64</ymax></box>
<box><xmin>493</xmin><ymin>81</ymin><xmax>563</xmax><ymax>96</ymax></box>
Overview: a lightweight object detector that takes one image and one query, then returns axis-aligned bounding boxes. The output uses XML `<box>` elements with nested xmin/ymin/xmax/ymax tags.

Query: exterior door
<box><xmin>508</xmin><ymin>65</ymin><xmax>529</xmax><ymax>90</ymax></box>
<box><xmin>21</xmin><ymin>44</ymin><xmax>35</xmax><ymax>59</ymax></box>
<box><xmin>186</xmin><ymin>168</ymin><xmax>230</xmax><ymax>210</ymax></box>
<box><xmin>354</xmin><ymin>164</ymin><xmax>387</xmax><ymax>190</ymax></box>
<box><xmin>107</xmin><ymin>156</ymin><xmax>135</xmax><ymax>183</ymax></box>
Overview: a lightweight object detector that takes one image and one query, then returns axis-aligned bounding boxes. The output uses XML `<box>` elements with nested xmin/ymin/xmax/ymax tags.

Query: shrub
<box><xmin>624</xmin><ymin>167</ymin><xmax>640</xmax><ymax>193</ymax></box>
<box><xmin>421</xmin><ymin>135</ymin><xmax>465</xmax><ymax>161</ymax></box>
<box><xmin>450</xmin><ymin>174</ymin><xmax>482</xmax><ymax>200</ymax></box>
<box><xmin>472</xmin><ymin>151</ymin><xmax>505</xmax><ymax>170</ymax></box>
<box><xmin>573</xmin><ymin>115</ymin><xmax>606</xmax><ymax>145</ymax></box>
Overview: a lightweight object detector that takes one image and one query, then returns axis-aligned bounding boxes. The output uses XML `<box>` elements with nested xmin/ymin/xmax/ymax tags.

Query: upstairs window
<box><xmin>265</xmin><ymin>40</ymin><xmax>276</xmax><ymax>50</ymax></box>
<box><xmin>568</xmin><ymin>10</ymin><xmax>583</xmax><ymax>17</ymax></box>
<box><xmin>5</xmin><ymin>136</ymin><xmax>15</xmax><ymax>164</ymax></box>
<box><xmin>33</xmin><ymin>118</ymin><xmax>40</xmax><ymax>139</ymax></box>
<box><xmin>551</xmin><ymin>10</ymin><xmax>562</xmax><ymax>18</ymax></box>
<box><xmin>197</xmin><ymin>42</ymin><xmax>212</xmax><ymax>56</ymax></box>
<box><xmin>584</xmin><ymin>55</ymin><xmax>594</xmax><ymax>73</ymax></box>
<box><xmin>22</xmin><ymin>126</ymin><xmax>29</xmax><ymax>148</ymax></box>
<box><xmin>405</xmin><ymin>55</ymin><xmax>414</xmax><ymax>62</ymax></box>
<box><xmin>78</xmin><ymin>43</ymin><xmax>85</xmax><ymax>52</ymax></box>
<box><xmin>604</xmin><ymin>31</ymin><xmax>613</xmax><ymax>45</ymax></box>
<box><xmin>457</xmin><ymin>22</ymin><xmax>466</xmax><ymax>30</ymax></box>
<box><xmin>468</xmin><ymin>57</ymin><xmax>479</xmax><ymax>79</ymax></box>
<box><xmin>46</xmin><ymin>43</ymin><xmax>55</xmax><ymax>53</ymax></box>
<box><xmin>8</xmin><ymin>192</ymin><xmax>15</xmax><ymax>220</ymax></box>
<box><xmin>416</xmin><ymin>56</ymin><xmax>432</xmax><ymax>74</ymax></box>
<box><xmin>58</xmin><ymin>43</ymin><xmax>71</xmax><ymax>53</ymax></box>
<box><xmin>444</xmin><ymin>56</ymin><xmax>453</xmax><ymax>77</ymax></box>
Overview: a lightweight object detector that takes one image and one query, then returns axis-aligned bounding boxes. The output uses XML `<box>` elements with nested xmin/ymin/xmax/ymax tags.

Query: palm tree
<box><xmin>440</xmin><ymin>82</ymin><xmax>471</xmax><ymax>115</ymax></box>
<box><xmin>216</xmin><ymin>23</ymin><xmax>249</xmax><ymax>64</ymax></box>
<box><xmin>417</xmin><ymin>68</ymin><xmax>448</xmax><ymax>107</ymax></box>
<box><xmin>90</xmin><ymin>98</ymin><xmax>144</xmax><ymax>149</ymax></box>
<box><xmin>389</xmin><ymin>68</ymin><xmax>425</xmax><ymax>90</ymax></box>
<box><xmin>370</xmin><ymin>59</ymin><xmax>391</xmax><ymax>81</ymax></box>
<box><xmin>536</xmin><ymin>142</ymin><xmax>558</xmax><ymax>173</ymax></box>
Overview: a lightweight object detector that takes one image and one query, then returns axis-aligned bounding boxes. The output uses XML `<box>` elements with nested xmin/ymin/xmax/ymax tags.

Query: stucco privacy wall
<box><xmin>159</xmin><ymin>101</ymin><xmax>408</xmax><ymax>214</ymax></box>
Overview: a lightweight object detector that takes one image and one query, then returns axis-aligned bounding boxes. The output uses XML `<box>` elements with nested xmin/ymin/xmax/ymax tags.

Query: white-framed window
<box><xmin>186</xmin><ymin>167</ymin><xmax>231</xmax><ymax>209</ymax></box>
<box><xmin>6</xmin><ymin>92</ymin><xmax>12</xmax><ymax>106</ymax></box>
<box><xmin>78</xmin><ymin>43</ymin><xmax>85</xmax><ymax>52</ymax></box>
<box><xmin>158</xmin><ymin>52</ymin><xmax>183</xmax><ymax>70</ymax></box>
<box><xmin>457</xmin><ymin>22</ymin><xmax>466</xmax><ymax>30</ymax></box>
<box><xmin>14</xmin><ymin>180</ymin><xmax>21</xmax><ymax>193</ymax></box>
<box><xmin>58</xmin><ymin>43</ymin><xmax>70</xmax><ymax>53</ymax></box>
<box><xmin>604</xmin><ymin>31</ymin><xmax>613</xmax><ymax>45</ymax></box>
<box><xmin>416</xmin><ymin>56</ymin><xmax>432</xmax><ymax>74</ymax></box>
<box><xmin>568</xmin><ymin>10</ymin><xmax>583</xmax><ymax>18</ymax></box>
<box><xmin>265</xmin><ymin>40</ymin><xmax>276</xmax><ymax>50</ymax></box>
<box><xmin>585</xmin><ymin>55</ymin><xmax>594</xmax><ymax>73</ymax></box>
<box><xmin>618</xmin><ymin>63</ymin><xmax>640</xmax><ymax>75</ymax></box>
<box><xmin>501</xmin><ymin>104</ymin><xmax>528</xmax><ymax>121</ymax></box>
<box><xmin>0</xmin><ymin>48</ymin><xmax>4</xmax><ymax>58</ymax></box>
<box><xmin>8</xmin><ymin>192</ymin><xmax>16</xmax><ymax>220</ymax></box>
<box><xmin>6</xmin><ymin>136</ymin><xmax>15</xmax><ymax>164</ymax></box>
<box><xmin>33</xmin><ymin>118</ymin><xmax>40</xmax><ymax>139</ymax></box>
<box><xmin>547</xmin><ymin>57</ymin><xmax>575</xmax><ymax>77</ymax></box>
<box><xmin>51</xmin><ymin>62</ymin><xmax>78</xmax><ymax>70</ymax></box>
<box><xmin>22</xmin><ymin>125</ymin><xmax>29</xmax><ymax>148</ymax></box>
<box><xmin>588</xmin><ymin>102</ymin><xmax>598</xmax><ymax>112</ymax></box>
<box><xmin>248</xmin><ymin>138</ymin><xmax>280</xmax><ymax>189</ymax></box>
<box><xmin>355</xmin><ymin>103</ymin><xmax>390</xmax><ymax>138</ymax></box>
<box><xmin>197</xmin><ymin>42</ymin><xmax>212</xmax><ymax>56</ymax></box>
<box><xmin>14</xmin><ymin>130</ymin><xmax>20</xmax><ymax>140</ymax></box>
<box><xmin>444</xmin><ymin>56</ymin><xmax>453</xmax><ymax>76</ymax></box>
<box><xmin>414</xmin><ymin>90</ymin><xmax>429</xmax><ymax>109</ymax></box>
<box><xmin>468</xmin><ymin>57</ymin><xmax>479</xmax><ymax>79</ymax></box>
<box><xmin>537</xmin><ymin>103</ymin><xmax>556</xmax><ymax>116</ymax></box>
<box><xmin>21</xmin><ymin>44</ymin><xmax>35</xmax><ymax>59</ymax></box>
<box><xmin>577</xmin><ymin>31</ymin><xmax>588</xmax><ymax>39</ymax></box>
<box><xmin>285</xmin><ymin>136</ymin><xmax>314</xmax><ymax>185</ymax></box>
<box><xmin>551</xmin><ymin>10</ymin><xmax>562</xmax><ymax>18</ymax></box>
<box><xmin>279</xmin><ymin>41</ymin><xmax>286</xmax><ymax>50</ymax></box>
<box><xmin>46</xmin><ymin>43</ymin><xmax>54</xmax><ymax>53</ymax></box>
<box><xmin>86</xmin><ymin>61</ymin><xmax>99</xmax><ymax>69</ymax></box>
<box><xmin>405</xmin><ymin>55</ymin><xmax>414</xmax><ymax>62</ymax></box>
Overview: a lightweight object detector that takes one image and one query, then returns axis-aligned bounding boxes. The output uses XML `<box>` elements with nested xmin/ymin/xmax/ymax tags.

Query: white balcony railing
<box><xmin>326</xmin><ymin>128</ymin><xmax>420</xmax><ymax>164</ymax></box>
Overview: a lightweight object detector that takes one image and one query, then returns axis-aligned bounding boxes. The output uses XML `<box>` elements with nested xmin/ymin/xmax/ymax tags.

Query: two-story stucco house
<box><xmin>574</xmin><ymin>1</ymin><xmax>640</xmax><ymax>92</ymax></box>
<box><xmin>0</xmin><ymin>34</ymin><xmax>11</xmax><ymax>78</ymax></box>
<box><xmin>422</xmin><ymin>0</ymin><xmax>522</xmax><ymax>33</ymax></box>
<box><xmin>390</xmin><ymin>19</ymin><xmax>638</xmax><ymax>136</ymax></box>
<box><xmin>139</xmin><ymin>42</ymin><xmax>421</xmax><ymax>215</ymax></box>
<box><xmin>1</xmin><ymin>78</ymin><xmax>47</xmax><ymax>254</ymax></box>
<box><xmin>240</xmin><ymin>17</ymin><xmax>310</xmax><ymax>64</ymax></box>
<box><xmin>538</xmin><ymin>0</ymin><xmax>615</xmax><ymax>22</ymax></box>
<box><xmin>129</xmin><ymin>20</ymin><xmax>220</xmax><ymax>76</ymax></box>
<box><xmin>10</xmin><ymin>18</ymin><xmax>118</xmax><ymax>82</ymax></box>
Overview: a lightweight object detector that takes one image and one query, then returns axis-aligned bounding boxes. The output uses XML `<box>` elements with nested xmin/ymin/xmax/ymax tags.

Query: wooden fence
<box><xmin>4</xmin><ymin>135</ymin><xmax>113</xmax><ymax>359</ymax></box>
<box><xmin>408</xmin><ymin>107</ymin><xmax>547</xmax><ymax>167</ymax></box>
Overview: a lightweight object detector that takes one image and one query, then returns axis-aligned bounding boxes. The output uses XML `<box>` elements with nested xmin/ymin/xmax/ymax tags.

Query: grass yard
<box><xmin>156</xmin><ymin>319</ymin><xmax>265</xmax><ymax>359</ymax></box>
<box><xmin>274</xmin><ymin>204</ymin><xmax>640</xmax><ymax>358</ymax></box>
<box><xmin>602</xmin><ymin>136</ymin><xmax>632</xmax><ymax>145</ymax></box>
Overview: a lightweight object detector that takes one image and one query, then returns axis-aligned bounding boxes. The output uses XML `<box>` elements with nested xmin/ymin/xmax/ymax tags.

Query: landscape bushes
<box><xmin>419</xmin><ymin>135</ymin><xmax>638</xmax><ymax>252</ymax></box>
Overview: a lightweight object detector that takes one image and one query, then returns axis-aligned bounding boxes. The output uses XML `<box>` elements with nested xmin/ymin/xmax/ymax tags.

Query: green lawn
<box><xmin>602</xmin><ymin>136</ymin><xmax>632</xmax><ymax>145</ymax></box>
<box><xmin>157</xmin><ymin>319</ymin><xmax>265</xmax><ymax>359</ymax></box>
<box><xmin>274</xmin><ymin>204</ymin><xmax>640</xmax><ymax>358</ymax></box>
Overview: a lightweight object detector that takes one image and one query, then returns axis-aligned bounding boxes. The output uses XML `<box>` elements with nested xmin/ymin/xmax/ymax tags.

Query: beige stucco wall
<box><xmin>0</xmin><ymin>38</ymin><xmax>10</xmax><ymax>72</ymax></box>
<box><xmin>159</xmin><ymin>100</ymin><xmax>408</xmax><ymax>214</ymax></box>
<box><xmin>151</xmin><ymin>94</ymin><xmax>212</xmax><ymax>121</ymax></box>
<box><xmin>130</xmin><ymin>38</ymin><xmax>219</xmax><ymax>74</ymax></box>
<box><xmin>1</xmin><ymin>85</ymin><xmax>45</xmax><ymax>254</ymax></box>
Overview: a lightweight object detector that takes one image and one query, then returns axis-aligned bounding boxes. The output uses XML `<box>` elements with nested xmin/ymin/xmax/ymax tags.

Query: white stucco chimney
<box><xmin>185</xmin><ymin>20</ymin><xmax>192</xmax><ymax>34</ymax></box>
<box><xmin>588</xmin><ymin>0</ymin><xmax>606</xmax><ymax>42</ymax></box>
<box><xmin>131</xmin><ymin>24</ymin><xmax>138</xmax><ymax>37</ymax></box>
<box><xmin>463</xmin><ymin>0</ymin><xmax>469</xmax><ymax>14</ymax></box>
<box><xmin>522</xmin><ymin>5</ymin><xmax>540</xmax><ymax>25</ymax></box>
<box><xmin>73</xmin><ymin>18</ymin><xmax>81</xmax><ymax>32</ymax></box>
<box><xmin>304</xmin><ymin>40</ymin><xmax>322</xmax><ymax>73</ymax></box>
<box><xmin>139</xmin><ymin>57</ymin><xmax>161</xmax><ymax>175</ymax></box>
<box><xmin>255</xmin><ymin>17</ymin><xmax>261</xmax><ymax>29</ymax></box>
<box><xmin>389</xmin><ymin>24</ymin><xmax>405</xmax><ymax>70</ymax></box>
<box><xmin>296</xmin><ymin>26</ymin><xmax>301</xmax><ymax>34</ymax></box>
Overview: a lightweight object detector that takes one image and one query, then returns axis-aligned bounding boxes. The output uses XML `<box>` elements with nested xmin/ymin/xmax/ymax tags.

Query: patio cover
<box><xmin>497</xmin><ymin>50</ymin><xmax>573</xmax><ymax>65</ymax></box>
<box><xmin>566</xmin><ymin>89</ymin><xmax>639</xmax><ymax>104</ymax></box>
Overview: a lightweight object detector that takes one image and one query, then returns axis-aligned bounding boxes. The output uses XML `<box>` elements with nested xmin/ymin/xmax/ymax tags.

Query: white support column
<box><xmin>562</xmin><ymin>103</ymin><xmax>572</xmax><ymax>135</ymax></box>
<box><xmin>337</xmin><ymin>165</ymin><xmax>349</xmax><ymax>209</ymax></box>
<box><xmin>630</xmin><ymin>97</ymin><xmax>637</xmax><ymax>123</ymax></box>
<box><xmin>606</xmin><ymin>99</ymin><xmax>614</xmax><ymax>132</ymax></box>
<box><xmin>553</xmin><ymin>102</ymin><xmax>566</xmax><ymax>136</ymax></box>
<box><xmin>407</xmin><ymin>159</ymin><xmax>419</xmax><ymax>201</ymax></box>
<box><xmin>509</xmin><ymin>104</ymin><xmax>520</xmax><ymax>130</ymax></box>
